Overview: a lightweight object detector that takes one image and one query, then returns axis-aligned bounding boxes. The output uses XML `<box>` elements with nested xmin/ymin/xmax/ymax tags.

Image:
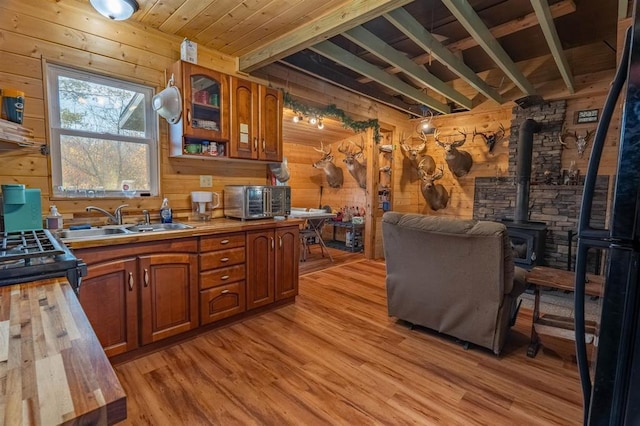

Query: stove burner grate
<box><xmin>1</xmin><ymin>229</ymin><xmax>65</xmax><ymax>264</ymax></box>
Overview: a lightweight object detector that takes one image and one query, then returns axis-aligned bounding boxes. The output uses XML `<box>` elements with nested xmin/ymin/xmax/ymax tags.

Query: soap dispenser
<box><xmin>160</xmin><ymin>198</ymin><xmax>173</xmax><ymax>223</ymax></box>
<box><xmin>46</xmin><ymin>205</ymin><xmax>63</xmax><ymax>230</ymax></box>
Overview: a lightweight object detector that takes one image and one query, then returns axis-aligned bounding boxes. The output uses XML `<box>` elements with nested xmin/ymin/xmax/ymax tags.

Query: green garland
<box><xmin>283</xmin><ymin>92</ymin><xmax>381</xmax><ymax>143</ymax></box>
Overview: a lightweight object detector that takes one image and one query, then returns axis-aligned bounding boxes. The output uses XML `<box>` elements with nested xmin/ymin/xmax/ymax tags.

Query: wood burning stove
<box><xmin>504</xmin><ymin>118</ymin><xmax>547</xmax><ymax>269</ymax></box>
<box><xmin>502</xmin><ymin>220</ymin><xmax>546</xmax><ymax>269</ymax></box>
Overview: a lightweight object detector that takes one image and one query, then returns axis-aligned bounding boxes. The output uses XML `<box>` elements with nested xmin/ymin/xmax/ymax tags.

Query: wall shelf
<box><xmin>0</xmin><ymin>119</ymin><xmax>46</xmax><ymax>154</ymax></box>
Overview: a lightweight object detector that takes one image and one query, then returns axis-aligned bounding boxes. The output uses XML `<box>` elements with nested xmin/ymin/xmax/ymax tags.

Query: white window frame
<box><xmin>46</xmin><ymin>63</ymin><xmax>159</xmax><ymax>197</ymax></box>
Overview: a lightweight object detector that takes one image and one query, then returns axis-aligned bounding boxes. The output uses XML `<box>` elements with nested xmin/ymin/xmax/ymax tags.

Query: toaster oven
<box><xmin>223</xmin><ymin>185</ymin><xmax>291</xmax><ymax>220</ymax></box>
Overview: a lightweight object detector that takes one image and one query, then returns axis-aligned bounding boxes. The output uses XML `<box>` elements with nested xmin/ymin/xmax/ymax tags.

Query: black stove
<box><xmin>0</xmin><ymin>229</ymin><xmax>86</xmax><ymax>293</ymax></box>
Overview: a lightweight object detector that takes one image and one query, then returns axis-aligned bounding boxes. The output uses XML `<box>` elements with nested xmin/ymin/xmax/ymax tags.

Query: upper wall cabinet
<box><xmin>168</xmin><ymin>62</ymin><xmax>283</xmax><ymax>163</ymax></box>
<box><xmin>229</xmin><ymin>77</ymin><xmax>282</xmax><ymax>162</ymax></box>
<box><xmin>169</xmin><ymin>61</ymin><xmax>230</xmax><ymax>157</ymax></box>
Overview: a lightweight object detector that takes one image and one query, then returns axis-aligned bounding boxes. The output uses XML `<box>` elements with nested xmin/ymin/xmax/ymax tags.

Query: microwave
<box><xmin>224</xmin><ymin>185</ymin><xmax>291</xmax><ymax>220</ymax></box>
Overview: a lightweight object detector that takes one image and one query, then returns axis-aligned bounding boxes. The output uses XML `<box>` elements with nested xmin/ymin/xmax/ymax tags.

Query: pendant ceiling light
<box><xmin>90</xmin><ymin>0</ymin><xmax>139</xmax><ymax>20</ymax></box>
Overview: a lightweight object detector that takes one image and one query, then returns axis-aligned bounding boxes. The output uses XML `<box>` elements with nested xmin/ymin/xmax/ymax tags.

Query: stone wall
<box><xmin>473</xmin><ymin>100</ymin><xmax>609</xmax><ymax>270</ymax></box>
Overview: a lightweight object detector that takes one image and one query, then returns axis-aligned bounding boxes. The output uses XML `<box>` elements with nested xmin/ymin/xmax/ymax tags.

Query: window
<box><xmin>46</xmin><ymin>64</ymin><xmax>158</xmax><ymax>198</ymax></box>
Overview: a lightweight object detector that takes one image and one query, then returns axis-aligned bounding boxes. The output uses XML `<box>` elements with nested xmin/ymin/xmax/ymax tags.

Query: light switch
<box><xmin>200</xmin><ymin>175</ymin><xmax>212</xmax><ymax>187</ymax></box>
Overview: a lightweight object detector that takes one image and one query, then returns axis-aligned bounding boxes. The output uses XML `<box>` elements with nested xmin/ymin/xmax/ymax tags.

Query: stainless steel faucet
<box><xmin>85</xmin><ymin>204</ymin><xmax>129</xmax><ymax>225</ymax></box>
<box><xmin>142</xmin><ymin>209</ymin><xmax>151</xmax><ymax>225</ymax></box>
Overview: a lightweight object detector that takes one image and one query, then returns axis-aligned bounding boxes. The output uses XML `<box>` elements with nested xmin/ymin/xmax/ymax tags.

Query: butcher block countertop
<box><xmin>0</xmin><ymin>278</ymin><xmax>126</xmax><ymax>425</ymax></box>
<box><xmin>62</xmin><ymin>217</ymin><xmax>303</xmax><ymax>249</ymax></box>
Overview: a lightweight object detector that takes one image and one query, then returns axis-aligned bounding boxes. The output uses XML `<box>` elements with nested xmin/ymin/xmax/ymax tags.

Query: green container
<box><xmin>1</xmin><ymin>184</ymin><xmax>26</xmax><ymax>204</ymax></box>
<box><xmin>2</xmin><ymin>189</ymin><xmax>42</xmax><ymax>232</ymax></box>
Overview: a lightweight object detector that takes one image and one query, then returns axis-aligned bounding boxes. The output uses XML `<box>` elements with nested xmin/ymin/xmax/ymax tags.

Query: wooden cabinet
<box><xmin>78</xmin><ymin>257</ymin><xmax>138</xmax><ymax>358</ymax></box>
<box><xmin>76</xmin><ymin>224</ymin><xmax>298</xmax><ymax>358</ymax></box>
<box><xmin>169</xmin><ymin>60</ymin><xmax>230</xmax><ymax>157</ymax></box>
<box><xmin>229</xmin><ymin>77</ymin><xmax>283</xmax><ymax>162</ymax></box>
<box><xmin>77</xmin><ymin>238</ymin><xmax>199</xmax><ymax>355</ymax></box>
<box><xmin>246</xmin><ymin>226</ymin><xmax>299</xmax><ymax>310</ymax></box>
<box><xmin>199</xmin><ymin>233</ymin><xmax>246</xmax><ymax>324</ymax></box>
<box><xmin>275</xmin><ymin>226</ymin><xmax>299</xmax><ymax>300</ymax></box>
<box><xmin>139</xmin><ymin>252</ymin><xmax>198</xmax><ymax>345</ymax></box>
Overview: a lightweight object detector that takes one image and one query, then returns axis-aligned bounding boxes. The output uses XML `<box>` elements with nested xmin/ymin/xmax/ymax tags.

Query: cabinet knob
<box><xmin>279</xmin><ymin>236</ymin><xmax>282</xmax><ymax>248</ymax></box>
<box><xmin>221</xmin><ymin>275</ymin><xmax>230</xmax><ymax>280</ymax></box>
<box><xmin>253</xmin><ymin>137</ymin><xmax>258</xmax><ymax>151</ymax></box>
<box><xmin>220</xmin><ymin>257</ymin><xmax>229</xmax><ymax>262</ymax></box>
<box><xmin>144</xmin><ymin>269</ymin><xmax>149</xmax><ymax>287</ymax></box>
<box><xmin>271</xmin><ymin>237</ymin><xmax>275</xmax><ymax>250</ymax></box>
<box><xmin>128</xmin><ymin>272</ymin><xmax>134</xmax><ymax>291</ymax></box>
<box><xmin>262</xmin><ymin>138</ymin><xmax>265</xmax><ymax>152</ymax></box>
<box><xmin>221</xmin><ymin>289</ymin><xmax>230</xmax><ymax>294</ymax></box>
<box><xmin>221</xmin><ymin>239</ymin><xmax>229</xmax><ymax>245</ymax></box>
<box><xmin>187</xmin><ymin>109</ymin><xmax>191</xmax><ymax>125</ymax></box>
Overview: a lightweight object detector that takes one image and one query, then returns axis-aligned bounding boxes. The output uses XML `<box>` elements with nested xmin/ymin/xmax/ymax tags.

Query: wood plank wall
<box><xmin>0</xmin><ymin>0</ymin><xmax>624</xmax><ymax>261</ymax></box>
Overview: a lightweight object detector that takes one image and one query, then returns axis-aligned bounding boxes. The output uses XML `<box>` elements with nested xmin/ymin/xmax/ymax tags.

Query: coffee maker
<box><xmin>1</xmin><ymin>184</ymin><xmax>43</xmax><ymax>232</ymax></box>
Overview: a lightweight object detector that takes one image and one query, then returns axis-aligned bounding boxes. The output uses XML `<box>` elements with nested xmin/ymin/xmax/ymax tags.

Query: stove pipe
<box><xmin>515</xmin><ymin>118</ymin><xmax>541</xmax><ymax>223</ymax></box>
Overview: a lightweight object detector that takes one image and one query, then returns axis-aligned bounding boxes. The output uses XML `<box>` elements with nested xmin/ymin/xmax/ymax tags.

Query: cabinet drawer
<box><xmin>200</xmin><ymin>233</ymin><xmax>245</xmax><ymax>251</ymax></box>
<box><xmin>200</xmin><ymin>247</ymin><xmax>245</xmax><ymax>271</ymax></box>
<box><xmin>200</xmin><ymin>281</ymin><xmax>246</xmax><ymax>325</ymax></box>
<box><xmin>200</xmin><ymin>265</ymin><xmax>245</xmax><ymax>289</ymax></box>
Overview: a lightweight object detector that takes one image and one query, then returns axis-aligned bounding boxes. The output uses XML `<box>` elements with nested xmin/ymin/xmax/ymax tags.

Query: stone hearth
<box><xmin>473</xmin><ymin>100</ymin><xmax>608</xmax><ymax>270</ymax></box>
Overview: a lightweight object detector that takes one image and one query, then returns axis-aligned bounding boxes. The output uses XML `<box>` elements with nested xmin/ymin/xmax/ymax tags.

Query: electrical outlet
<box><xmin>199</xmin><ymin>175</ymin><xmax>213</xmax><ymax>187</ymax></box>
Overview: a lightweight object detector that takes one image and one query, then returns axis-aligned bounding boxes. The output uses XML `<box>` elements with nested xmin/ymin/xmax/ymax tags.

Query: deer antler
<box><xmin>433</xmin><ymin>129</ymin><xmax>445</xmax><ymax>148</ymax></box>
<box><xmin>337</xmin><ymin>141</ymin><xmax>350</xmax><ymax>155</ymax></box>
<box><xmin>451</xmin><ymin>129</ymin><xmax>468</xmax><ymax>147</ymax></box>
<box><xmin>583</xmin><ymin>129</ymin><xmax>595</xmax><ymax>142</ymax></box>
<box><xmin>559</xmin><ymin>124</ymin><xmax>577</xmax><ymax>148</ymax></box>
<box><xmin>432</xmin><ymin>165</ymin><xmax>444</xmax><ymax>180</ymax></box>
<box><xmin>313</xmin><ymin>141</ymin><xmax>331</xmax><ymax>155</ymax></box>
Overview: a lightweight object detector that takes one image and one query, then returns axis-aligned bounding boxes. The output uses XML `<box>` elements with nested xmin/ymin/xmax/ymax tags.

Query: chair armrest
<box><xmin>507</xmin><ymin>266</ymin><xmax>528</xmax><ymax>296</ymax></box>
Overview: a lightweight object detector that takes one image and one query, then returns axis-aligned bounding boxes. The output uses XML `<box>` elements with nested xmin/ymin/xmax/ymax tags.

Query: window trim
<box><xmin>46</xmin><ymin>63</ymin><xmax>159</xmax><ymax>198</ymax></box>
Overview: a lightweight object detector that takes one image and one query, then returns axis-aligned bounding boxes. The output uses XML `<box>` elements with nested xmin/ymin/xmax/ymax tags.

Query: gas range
<box><xmin>0</xmin><ymin>229</ymin><xmax>86</xmax><ymax>293</ymax></box>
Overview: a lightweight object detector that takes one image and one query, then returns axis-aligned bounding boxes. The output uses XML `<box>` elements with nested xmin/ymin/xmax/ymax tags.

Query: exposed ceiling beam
<box><xmin>440</xmin><ymin>0</ymin><xmax>536</xmax><ymax>96</ymax></box>
<box><xmin>343</xmin><ymin>26</ymin><xmax>473</xmax><ymax>110</ymax></box>
<box><xmin>358</xmin><ymin>0</ymin><xmax>576</xmax><ymax>84</ymax></box>
<box><xmin>309</xmin><ymin>41</ymin><xmax>451</xmax><ymax>114</ymax></box>
<box><xmin>531</xmin><ymin>0</ymin><xmax>575</xmax><ymax>94</ymax></box>
<box><xmin>273</xmin><ymin>54</ymin><xmax>424</xmax><ymax>116</ymax></box>
<box><xmin>384</xmin><ymin>8</ymin><xmax>503</xmax><ymax>104</ymax></box>
<box><xmin>238</xmin><ymin>0</ymin><xmax>413</xmax><ymax>73</ymax></box>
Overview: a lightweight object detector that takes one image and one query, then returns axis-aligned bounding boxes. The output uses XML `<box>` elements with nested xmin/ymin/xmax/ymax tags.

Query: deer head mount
<box><xmin>418</xmin><ymin>161</ymin><xmax>449</xmax><ymax>211</ymax></box>
<box><xmin>472</xmin><ymin>123</ymin><xmax>506</xmax><ymax>152</ymax></box>
<box><xmin>399</xmin><ymin>131</ymin><xmax>435</xmax><ymax>182</ymax></box>
<box><xmin>559</xmin><ymin>128</ymin><xmax>595</xmax><ymax>158</ymax></box>
<box><xmin>312</xmin><ymin>142</ymin><xmax>344</xmax><ymax>188</ymax></box>
<box><xmin>434</xmin><ymin>129</ymin><xmax>473</xmax><ymax>178</ymax></box>
<box><xmin>338</xmin><ymin>138</ymin><xmax>367</xmax><ymax>189</ymax></box>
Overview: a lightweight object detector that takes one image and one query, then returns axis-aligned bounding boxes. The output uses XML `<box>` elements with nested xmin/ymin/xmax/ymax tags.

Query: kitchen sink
<box><xmin>59</xmin><ymin>222</ymin><xmax>193</xmax><ymax>240</ymax></box>
<box><xmin>59</xmin><ymin>227</ymin><xmax>132</xmax><ymax>239</ymax></box>
<box><xmin>124</xmin><ymin>223</ymin><xmax>193</xmax><ymax>233</ymax></box>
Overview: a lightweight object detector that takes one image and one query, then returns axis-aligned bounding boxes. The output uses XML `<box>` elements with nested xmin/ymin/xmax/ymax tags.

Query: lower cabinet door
<box><xmin>200</xmin><ymin>281</ymin><xmax>246</xmax><ymax>324</ymax></box>
<box><xmin>139</xmin><ymin>253</ymin><xmax>199</xmax><ymax>345</ymax></box>
<box><xmin>79</xmin><ymin>257</ymin><xmax>138</xmax><ymax>358</ymax></box>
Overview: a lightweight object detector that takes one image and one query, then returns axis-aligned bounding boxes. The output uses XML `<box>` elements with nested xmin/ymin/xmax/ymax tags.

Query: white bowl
<box><xmin>153</xmin><ymin>85</ymin><xmax>182</xmax><ymax>124</ymax></box>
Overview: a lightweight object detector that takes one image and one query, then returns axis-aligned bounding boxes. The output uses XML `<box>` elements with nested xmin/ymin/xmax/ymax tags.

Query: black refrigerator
<box><xmin>575</xmin><ymin>3</ymin><xmax>640</xmax><ymax>424</ymax></box>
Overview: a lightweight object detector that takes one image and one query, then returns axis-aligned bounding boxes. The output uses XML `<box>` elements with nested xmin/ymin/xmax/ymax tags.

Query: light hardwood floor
<box><xmin>115</xmin><ymin>251</ymin><xmax>584</xmax><ymax>425</ymax></box>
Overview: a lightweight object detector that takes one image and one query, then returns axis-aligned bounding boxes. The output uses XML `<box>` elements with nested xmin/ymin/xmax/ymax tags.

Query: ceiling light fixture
<box><xmin>90</xmin><ymin>0</ymin><xmax>139</xmax><ymax>20</ymax></box>
<box><xmin>415</xmin><ymin>106</ymin><xmax>434</xmax><ymax>134</ymax></box>
<box><xmin>292</xmin><ymin>114</ymin><xmax>302</xmax><ymax>123</ymax></box>
<box><xmin>317</xmin><ymin>119</ymin><xmax>324</xmax><ymax>130</ymax></box>
<box><xmin>309</xmin><ymin>116</ymin><xmax>318</xmax><ymax>125</ymax></box>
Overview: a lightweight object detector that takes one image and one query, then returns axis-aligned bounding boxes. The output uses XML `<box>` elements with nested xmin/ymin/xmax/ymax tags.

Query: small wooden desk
<box><xmin>526</xmin><ymin>266</ymin><xmax>604</xmax><ymax>359</ymax></box>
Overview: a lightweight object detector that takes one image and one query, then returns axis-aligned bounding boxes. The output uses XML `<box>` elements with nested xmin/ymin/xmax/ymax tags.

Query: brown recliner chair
<box><xmin>382</xmin><ymin>212</ymin><xmax>527</xmax><ymax>355</ymax></box>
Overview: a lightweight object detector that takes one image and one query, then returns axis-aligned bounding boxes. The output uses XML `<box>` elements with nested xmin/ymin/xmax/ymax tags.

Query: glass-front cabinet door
<box><xmin>181</xmin><ymin>62</ymin><xmax>229</xmax><ymax>142</ymax></box>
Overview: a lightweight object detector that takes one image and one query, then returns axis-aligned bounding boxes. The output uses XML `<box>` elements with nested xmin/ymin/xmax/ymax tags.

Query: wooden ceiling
<box><xmin>129</xmin><ymin>0</ymin><xmax>624</xmax><ymax>120</ymax></box>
